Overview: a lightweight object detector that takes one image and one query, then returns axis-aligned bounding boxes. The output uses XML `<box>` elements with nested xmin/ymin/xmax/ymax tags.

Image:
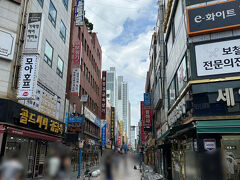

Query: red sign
<box><xmin>118</xmin><ymin>136</ymin><xmax>121</xmax><ymax>147</ymax></box>
<box><xmin>73</xmin><ymin>43</ymin><xmax>81</xmax><ymax>64</ymax></box>
<box><xmin>101</xmin><ymin>71</ymin><xmax>107</xmax><ymax>119</ymax></box>
<box><xmin>140</xmin><ymin>101</ymin><xmax>148</xmax><ymax>142</ymax></box>
<box><xmin>141</xmin><ymin>101</ymin><xmax>151</xmax><ymax>127</ymax></box>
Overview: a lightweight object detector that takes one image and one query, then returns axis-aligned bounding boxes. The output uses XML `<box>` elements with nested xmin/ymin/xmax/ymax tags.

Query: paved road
<box><xmin>92</xmin><ymin>153</ymin><xmax>141</xmax><ymax>180</ymax></box>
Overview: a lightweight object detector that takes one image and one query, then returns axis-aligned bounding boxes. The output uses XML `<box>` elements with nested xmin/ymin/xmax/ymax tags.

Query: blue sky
<box><xmin>85</xmin><ymin>0</ymin><xmax>158</xmax><ymax>125</ymax></box>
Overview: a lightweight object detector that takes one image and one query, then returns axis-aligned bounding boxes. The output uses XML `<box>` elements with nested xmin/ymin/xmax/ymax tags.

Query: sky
<box><xmin>85</xmin><ymin>0</ymin><xmax>158</xmax><ymax>126</ymax></box>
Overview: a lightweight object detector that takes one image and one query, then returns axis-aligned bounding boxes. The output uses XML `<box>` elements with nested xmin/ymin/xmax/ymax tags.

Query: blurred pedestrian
<box><xmin>105</xmin><ymin>155</ymin><xmax>113</xmax><ymax>180</ymax></box>
<box><xmin>0</xmin><ymin>153</ymin><xmax>24</xmax><ymax>180</ymax></box>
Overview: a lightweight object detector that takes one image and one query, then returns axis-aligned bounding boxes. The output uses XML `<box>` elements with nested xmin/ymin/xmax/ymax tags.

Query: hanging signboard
<box><xmin>101</xmin><ymin>120</ymin><xmax>107</xmax><ymax>146</ymax></box>
<box><xmin>141</xmin><ymin>101</ymin><xmax>151</xmax><ymax>128</ymax></box>
<box><xmin>0</xmin><ymin>28</ymin><xmax>16</xmax><ymax>60</ymax></box>
<box><xmin>177</xmin><ymin>56</ymin><xmax>187</xmax><ymax>92</ymax></box>
<box><xmin>111</xmin><ymin>107</ymin><xmax>115</xmax><ymax>141</ymax></box>
<box><xmin>23</xmin><ymin>13</ymin><xmax>42</xmax><ymax>54</ymax></box>
<box><xmin>71</xmin><ymin>68</ymin><xmax>80</xmax><ymax>96</ymax></box>
<box><xmin>75</xmin><ymin>0</ymin><xmax>84</xmax><ymax>26</ymax></box>
<box><xmin>187</xmin><ymin>0</ymin><xmax>240</xmax><ymax>36</ymax></box>
<box><xmin>17</xmin><ymin>55</ymin><xmax>39</xmax><ymax>99</ymax></box>
<box><xmin>101</xmin><ymin>71</ymin><xmax>107</xmax><ymax>119</ymax></box>
<box><xmin>144</xmin><ymin>93</ymin><xmax>151</xmax><ymax>106</ymax></box>
<box><xmin>195</xmin><ymin>38</ymin><xmax>240</xmax><ymax>77</ymax></box>
<box><xmin>73</xmin><ymin>43</ymin><xmax>81</xmax><ymax>65</ymax></box>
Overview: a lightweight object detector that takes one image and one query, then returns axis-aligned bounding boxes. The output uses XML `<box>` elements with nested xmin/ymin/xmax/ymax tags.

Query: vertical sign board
<box><xmin>140</xmin><ymin>101</ymin><xmax>148</xmax><ymax>142</ymax></box>
<box><xmin>118</xmin><ymin>136</ymin><xmax>121</xmax><ymax>147</ymax></box>
<box><xmin>17</xmin><ymin>55</ymin><xmax>38</xmax><ymax>99</ymax></box>
<box><xmin>111</xmin><ymin>107</ymin><xmax>115</xmax><ymax>141</ymax></box>
<box><xmin>186</xmin><ymin>0</ymin><xmax>240</xmax><ymax>36</ymax></box>
<box><xmin>71</xmin><ymin>68</ymin><xmax>80</xmax><ymax>96</ymax></box>
<box><xmin>144</xmin><ymin>93</ymin><xmax>151</xmax><ymax>106</ymax></box>
<box><xmin>73</xmin><ymin>43</ymin><xmax>81</xmax><ymax>65</ymax></box>
<box><xmin>23</xmin><ymin>13</ymin><xmax>42</xmax><ymax>54</ymax></box>
<box><xmin>75</xmin><ymin>0</ymin><xmax>84</xmax><ymax>26</ymax></box>
<box><xmin>101</xmin><ymin>71</ymin><xmax>107</xmax><ymax>119</ymax></box>
<box><xmin>0</xmin><ymin>28</ymin><xmax>16</xmax><ymax>60</ymax></box>
<box><xmin>141</xmin><ymin>101</ymin><xmax>151</xmax><ymax>128</ymax></box>
<box><xmin>101</xmin><ymin>120</ymin><xmax>107</xmax><ymax>147</ymax></box>
<box><xmin>195</xmin><ymin>38</ymin><xmax>240</xmax><ymax>77</ymax></box>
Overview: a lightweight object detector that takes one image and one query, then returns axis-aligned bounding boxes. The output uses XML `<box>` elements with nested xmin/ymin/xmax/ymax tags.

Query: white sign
<box><xmin>24</xmin><ymin>13</ymin><xmax>42</xmax><ymax>54</ymax></box>
<box><xmin>195</xmin><ymin>39</ymin><xmax>240</xmax><ymax>76</ymax></box>
<box><xmin>216</xmin><ymin>87</ymin><xmax>240</xmax><ymax>107</ymax></box>
<box><xmin>204</xmin><ymin>139</ymin><xmax>216</xmax><ymax>152</ymax></box>
<box><xmin>71</xmin><ymin>68</ymin><xmax>80</xmax><ymax>96</ymax></box>
<box><xmin>75</xmin><ymin>0</ymin><xmax>84</xmax><ymax>26</ymax></box>
<box><xmin>19</xmin><ymin>82</ymin><xmax>60</xmax><ymax>119</ymax></box>
<box><xmin>17</xmin><ymin>55</ymin><xmax>38</xmax><ymax>99</ymax></box>
<box><xmin>84</xmin><ymin>107</ymin><xmax>96</xmax><ymax>123</ymax></box>
<box><xmin>0</xmin><ymin>28</ymin><xmax>16</xmax><ymax>60</ymax></box>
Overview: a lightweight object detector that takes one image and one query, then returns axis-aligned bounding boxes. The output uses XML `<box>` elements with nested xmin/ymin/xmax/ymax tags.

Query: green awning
<box><xmin>156</xmin><ymin>129</ymin><xmax>170</xmax><ymax>142</ymax></box>
<box><xmin>197</xmin><ymin>120</ymin><xmax>240</xmax><ymax>133</ymax></box>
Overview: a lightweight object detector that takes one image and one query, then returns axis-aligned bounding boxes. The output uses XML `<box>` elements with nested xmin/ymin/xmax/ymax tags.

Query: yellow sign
<box><xmin>120</xmin><ymin>121</ymin><xmax>123</xmax><ymax>136</ymax></box>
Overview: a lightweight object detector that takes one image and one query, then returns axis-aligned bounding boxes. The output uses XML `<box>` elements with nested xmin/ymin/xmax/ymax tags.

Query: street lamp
<box><xmin>77</xmin><ymin>94</ymin><xmax>88</xmax><ymax>179</ymax></box>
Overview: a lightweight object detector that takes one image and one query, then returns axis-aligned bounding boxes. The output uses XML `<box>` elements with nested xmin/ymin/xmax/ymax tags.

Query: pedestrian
<box><xmin>105</xmin><ymin>155</ymin><xmax>113</xmax><ymax>180</ymax></box>
<box><xmin>0</xmin><ymin>153</ymin><xmax>24</xmax><ymax>180</ymax></box>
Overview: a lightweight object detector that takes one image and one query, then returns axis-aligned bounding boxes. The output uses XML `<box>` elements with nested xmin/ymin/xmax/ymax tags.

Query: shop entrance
<box><xmin>222</xmin><ymin>136</ymin><xmax>240</xmax><ymax>180</ymax></box>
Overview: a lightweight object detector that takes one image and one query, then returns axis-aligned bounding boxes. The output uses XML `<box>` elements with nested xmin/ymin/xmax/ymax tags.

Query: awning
<box><xmin>197</xmin><ymin>120</ymin><xmax>240</xmax><ymax>133</ymax></box>
<box><xmin>8</xmin><ymin>127</ymin><xmax>62</xmax><ymax>142</ymax></box>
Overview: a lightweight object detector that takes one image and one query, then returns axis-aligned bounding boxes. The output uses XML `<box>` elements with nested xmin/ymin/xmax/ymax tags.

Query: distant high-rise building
<box><xmin>130</xmin><ymin>126</ymin><xmax>136</xmax><ymax>150</ymax></box>
<box><xmin>106</xmin><ymin>67</ymin><xmax>117</xmax><ymax>107</ymax></box>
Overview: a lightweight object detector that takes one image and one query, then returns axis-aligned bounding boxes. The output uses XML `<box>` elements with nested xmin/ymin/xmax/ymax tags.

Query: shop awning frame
<box><xmin>197</xmin><ymin>120</ymin><xmax>240</xmax><ymax>133</ymax></box>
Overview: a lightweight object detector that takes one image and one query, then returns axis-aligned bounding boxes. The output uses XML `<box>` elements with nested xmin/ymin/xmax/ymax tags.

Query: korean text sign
<box><xmin>195</xmin><ymin>38</ymin><xmax>240</xmax><ymax>76</ymax></box>
<box><xmin>187</xmin><ymin>0</ymin><xmax>240</xmax><ymax>36</ymax></box>
<box><xmin>101</xmin><ymin>71</ymin><xmax>107</xmax><ymax>119</ymax></box>
<box><xmin>24</xmin><ymin>13</ymin><xmax>42</xmax><ymax>53</ymax></box>
<box><xmin>71</xmin><ymin>68</ymin><xmax>80</xmax><ymax>96</ymax></box>
<box><xmin>75</xmin><ymin>0</ymin><xmax>84</xmax><ymax>26</ymax></box>
<box><xmin>111</xmin><ymin>107</ymin><xmax>115</xmax><ymax>140</ymax></box>
<box><xmin>17</xmin><ymin>55</ymin><xmax>38</xmax><ymax>99</ymax></box>
<box><xmin>144</xmin><ymin>93</ymin><xmax>151</xmax><ymax>106</ymax></box>
<box><xmin>141</xmin><ymin>101</ymin><xmax>151</xmax><ymax>127</ymax></box>
<box><xmin>73</xmin><ymin>43</ymin><xmax>81</xmax><ymax>64</ymax></box>
<box><xmin>101</xmin><ymin>120</ymin><xmax>107</xmax><ymax>146</ymax></box>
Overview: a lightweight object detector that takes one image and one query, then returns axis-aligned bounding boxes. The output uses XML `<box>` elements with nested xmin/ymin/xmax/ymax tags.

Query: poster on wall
<box><xmin>75</xmin><ymin>0</ymin><xmax>84</xmax><ymax>26</ymax></box>
<box><xmin>17</xmin><ymin>55</ymin><xmax>39</xmax><ymax>99</ymax></box>
<box><xmin>195</xmin><ymin>38</ymin><xmax>240</xmax><ymax>76</ymax></box>
<box><xmin>187</xmin><ymin>0</ymin><xmax>240</xmax><ymax>36</ymax></box>
<box><xmin>0</xmin><ymin>28</ymin><xmax>16</xmax><ymax>60</ymax></box>
<box><xmin>71</xmin><ymin>68</ymin><xmax>80</xmax><ymax>96</ymax></box>
<box><xmin>23</xmin><ymin>13</ymin><xmax>42</xmax><ymax>54</ymax></box>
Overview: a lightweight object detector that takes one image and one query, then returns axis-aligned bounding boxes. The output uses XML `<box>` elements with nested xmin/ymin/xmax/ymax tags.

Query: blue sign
<box><xmin>101</xmin><ymin>121</ymin><xmax>107</xmax><ymax>146</ymax></box>
<box><xmin>94</xmin><ymin>117</ymin><xmax>101</xmax><ymax>127</ymax></box>
<box><xmin>68</xmin><ymin>116</ymin><xmax>83</xmax><ymax>123</ymax></box>
<box><xmin>144</xmin><ymin>93</ymin><xmax>151</xmax><ymax>106</ymax></box>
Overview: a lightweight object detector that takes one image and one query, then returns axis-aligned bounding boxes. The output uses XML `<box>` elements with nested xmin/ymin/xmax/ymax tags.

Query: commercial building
<box><xmin>0</xmin><ymin>0</ymin><xmax>71</xmax><ymax>178</ymax></box>
<box><xmin>144</xmin><ymin>0</ymin><xmax>240</xmax><ymax>179</ymax></box>
<box><xmin>65</xmin><ymin>0</ymin><xmax>102</xmax><ymax>171</ymax></box>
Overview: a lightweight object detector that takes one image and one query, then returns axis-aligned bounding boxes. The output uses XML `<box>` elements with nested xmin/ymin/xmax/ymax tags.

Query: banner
<box><xmin>141</xmin><ymin>101</ymin><xmax>151</xmax><ymax>128</ymax></box>
<box><xmin>71</xmin><ymin>68</ymin><xmax>80</xmax><ymax>96</ymax></box>
<box><xmin>101</xmin><ymin>71</ymin><xmax>107</xmax><ymax>119</ymax></box>
<box><xmin>24</xmin><ymin>13</ymin><xmax>42</xmax><ymax>53</ymax></box>
<box><xmin>17</xmin><ymin>55</ymin><xmax>38</xmax><ymax>99</ymax></box>
<box><xmin>140</xmin><ymin>101</ymin><xmax>148</xmax><ymax>142</ymax></box>
<box><xmin>75</xmin><ymin>0</ymin><xmax>84</xmax><ymax>26</ymax></box>
<box><xmin>73</xmin><ymin>43</ymin><xmax>81</xmax><ymax>64</ymax></box>
<box><xmin>101</xmin><ymin>120</ymin><xmax>107</xmax><ymax>146</ymax></box>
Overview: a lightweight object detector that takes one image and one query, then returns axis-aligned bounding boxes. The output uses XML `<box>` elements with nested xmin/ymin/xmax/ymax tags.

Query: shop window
<box><xmin>177</xmin><ymin>56</ymin><xmax>187</xmax><ymax>94</ymax></box>
<box><xmin>48</xmin><ymin>1</ymin><xmax>57</xmax><ymax>27</ymax></box>
<box><xmin>60</xmin><ymin>20</ymin><xmax>66</xmax><ymax>42</ymax></box>
<box><xmin>168</xmin><ymin>78</ymin><xmax>176</xmax><ymax>108</ymax></box>
<box><xmin>44</xmin><ymin>41</ymin><xmax>53</xmax><ymax>67</ymax></box>
<box><xmin>57</xmin><ymin>56</ymin><xmax>64</xmax><ymax>78</ymax></box>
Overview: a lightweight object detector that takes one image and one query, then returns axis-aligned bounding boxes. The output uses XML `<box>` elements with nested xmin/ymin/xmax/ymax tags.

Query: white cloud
<box><xmin>85</xmin><ymin>0</ymin><xmax>157</xmax><ymax>125</ymax></box>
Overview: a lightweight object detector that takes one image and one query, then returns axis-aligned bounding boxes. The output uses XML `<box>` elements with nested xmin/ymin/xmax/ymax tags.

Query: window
<box><xmin>62</xmin><ymin>0</ymin><xmax>68</xmax><ymax>9</ymax></box>
<box><xmin>48</xmin><ymin>1</ymin><xmax>57</xmax><ymax>27</ymax></box>
<box><xmin>168</xmin><ymin>78</ymin><xmax>176</xmax><ymax>108</ymax></box>
<box><xmin>60</xmin><ymin>21</ymin><xmax>66</xmax><ymax>42</ymax></box>
<box><xmin>38</xmin><ymin>0</ymin><xmax>44</xmax><ymax>7</ymax></box>
<box><xmin>44</xmin><ymin>41</ymin><xmax>53</xmax><ymax>67</ymax></box>
<box><xmin>57</xmin><ymin>56</ymin><xmax>64</xmax><ymax>78</ymax></box>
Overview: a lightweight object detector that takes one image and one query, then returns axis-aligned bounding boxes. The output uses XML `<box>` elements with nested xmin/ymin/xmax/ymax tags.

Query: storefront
<box><xmin>0</xmin><ymin>99</ymin><xmax>64</xmax><ymax>179</ymax></box>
